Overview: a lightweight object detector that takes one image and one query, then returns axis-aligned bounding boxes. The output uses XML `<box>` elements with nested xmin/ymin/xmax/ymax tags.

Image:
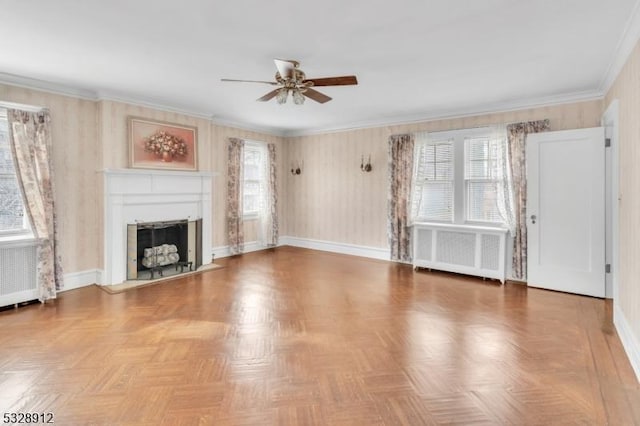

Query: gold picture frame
<box><xmin>129</xmin><ymin>117</ymin><xmax>198</xmax><ymax>171</ymax></box>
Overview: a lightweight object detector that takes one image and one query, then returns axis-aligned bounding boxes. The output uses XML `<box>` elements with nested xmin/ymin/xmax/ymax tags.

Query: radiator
<box><xmin>412</xmin><ymin>223</ymin><xmax>508</xmax><ymax>283</ymax></box>
<box><xmin>0</xmin><ymin>242</ymin><xmax>38</xmax><ymax>307</ymax></box>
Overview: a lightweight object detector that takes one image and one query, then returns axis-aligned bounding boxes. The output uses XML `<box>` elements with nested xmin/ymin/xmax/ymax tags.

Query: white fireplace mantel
<box><xmin>101</xmin><ymin>168</ymin><xmax>216</xmax><ymax>285</ymax></box>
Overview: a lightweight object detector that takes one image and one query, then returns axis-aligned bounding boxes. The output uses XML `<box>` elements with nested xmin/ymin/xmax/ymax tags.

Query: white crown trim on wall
<box><xmin>0</xmin><ymin>72</ymin><xmax>288</xmax><ymax>136</ymax></box>
<box><xmin>280</xmin><ymin>90</ymin><xmax>604</xmax><ymax>137</ymax></box>
<box><xmin>208</xmin><ymin>116</ymin><xmax>287</xmax><ymax>137</ymax></box>
<box><xmin>0</xmin><ymin>71</ymin><xmax>610</xmax><ymax>138</ymax></box>
<box><xmin>0</xmin><ymin>72</ymin><xmax>98</xmax><ymax>100</ymax></box>
<box><xmin>599</xmin><ymin>0</ymin><xmax>640</xmax><ymax>92</ymax></box>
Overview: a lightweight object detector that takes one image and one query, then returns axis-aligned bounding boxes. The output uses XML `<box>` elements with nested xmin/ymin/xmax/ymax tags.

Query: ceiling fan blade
<box><xmin>303</xmin><ymin>88</ymin><xmax>332</xmax><ymax>104</ymax></box>
<box><xmin>257</xmin><ymin>89</ymin><xmax>280</xmax><ymax>102</ymax></box>
<box><xmin>304</xmin><ymin>76</ymin><xmax>358</xmax><ymax>86</ymax></box>
<box><xmin>274</xmin><ymin>59</ymin><xmax>297</xmax><ymax>79</ymax></box>
<box><xmin>221</xmin><ymin>78</ymin><xmax>278</xmax><ymax>85</ymax></box>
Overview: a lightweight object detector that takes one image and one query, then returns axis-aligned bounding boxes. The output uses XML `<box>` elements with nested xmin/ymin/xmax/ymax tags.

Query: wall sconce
<box><xmin>360</xmin><ymin>155</ymin><xmax>372</xmax><ymax>172</ymax></box>
<box><xmin>290</xmin><ymin>161</ymin><xmax>302</xmax><ymax>175</ymax></box>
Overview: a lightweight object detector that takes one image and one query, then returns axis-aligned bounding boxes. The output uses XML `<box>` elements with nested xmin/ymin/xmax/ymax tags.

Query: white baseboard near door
<box><xmin>61</xmin><ymin>269</ymin><xmax>101</xmax><ymax>292</ymax></box>
<box><xmin>614</xmin><ymin>303</ymin><xmax>640</xmax><ymax>382</ymax></box>
<box><xmin>280</xmin><ymin>236</ymin><xmax>390</xmax><ymax>261</ymax></box>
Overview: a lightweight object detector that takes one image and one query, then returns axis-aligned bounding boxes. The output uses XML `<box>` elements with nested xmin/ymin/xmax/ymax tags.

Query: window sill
<box><xmin>411</xmin><ymin>219</ymin><xmax>453</xmax><ymax>225</ymax></box>
<box><xmin>464</xmin><ymin>220</ymin><xmax>508</xmax><ymax>229</ymax></box>
<box><xmin>0</xmin><ymin>234</ymin><xmax>38</xmax><ymax>248</ymax></box>
<box><xmin>412</xmin><ymin>222</ymin><xmax>508</xmax><ymax>234</ymax></box>
<box><xmin>243</xmin><ymin>213</ymin><xmax>259</xmax><ymax>221</ymax></box>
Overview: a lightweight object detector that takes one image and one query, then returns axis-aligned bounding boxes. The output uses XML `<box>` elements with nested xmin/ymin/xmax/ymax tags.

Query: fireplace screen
<box><xmin>126</xmin><ymin>219</ymin><xmax>202</xmax><ymax>280</ymax></box>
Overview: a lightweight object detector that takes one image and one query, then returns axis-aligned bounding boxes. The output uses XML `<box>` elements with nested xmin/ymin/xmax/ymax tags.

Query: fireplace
<box><xmin>102</xmin><ymin>169</ymin><xmax>214</xmax><ymax>285</ymax></box>
<box><xmin>127</xmin><ymin>219</ymin><xmax>202</xmax><ymax>280</ymax></box>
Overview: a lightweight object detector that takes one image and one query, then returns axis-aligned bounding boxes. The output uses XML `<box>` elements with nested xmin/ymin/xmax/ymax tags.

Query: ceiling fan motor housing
<box><xmin>221</xmin><ymin>59</ymin><xmax>357</xmax><ymax>104</ymax></box>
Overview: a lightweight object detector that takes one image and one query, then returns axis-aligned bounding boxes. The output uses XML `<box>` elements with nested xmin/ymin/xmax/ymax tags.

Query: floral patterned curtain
<box><xmin>227</xmin><ymin>138</ymin><xmax>244</xmax><ymax>255</ymax></box>
<box><xmin>494</xmin><ymin>125</ymin><xmax>516</xmax><ymax>233</ymax></box>
<box><xmin>388</xmin><ymin>133</ymin><xmax>415</xmax><ymax>262</ymax></box>
<box><xmin>265</xmin><ymin>143</ymin><xmax>278</xmax><ymax>246</ymax></box>
<box><xmin>7</xmin><ymin>109</ymin><xmax>63</xmax><ymax>302</ymax></box>
<box><xmin>506</xmin><ymin>119</ymin><xmax>550</xmax><ymax>280</ymax></box>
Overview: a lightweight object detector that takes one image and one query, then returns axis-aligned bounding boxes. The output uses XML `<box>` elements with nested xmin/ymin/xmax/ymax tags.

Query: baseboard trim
<box><xmin>61</xmin><ymin>269</ymin><xmax>100</xmax><ymax>292</ymax></box>
<box><xmin>614</xmin><ymin>303</ymin><xmax>640</xmax><ymax>382</ymax></box>
<box><xmin>280</xmin><ymin>236</ymin><xmax>390</xmax><ymax>261</ymax></box>
<box><xmin>211</xmin><ymin>245</ymin><xmax>231</xmax><ymax>259</ymax></box>
<box><xmin>212</xmin><ymin>237</ymin><xmax>391</xmax><ymax>262</ymax></box>
<box><xmin>212</xmin><ymin>241</ymin><xmax>271</xmax><ymax>259</ymax></box>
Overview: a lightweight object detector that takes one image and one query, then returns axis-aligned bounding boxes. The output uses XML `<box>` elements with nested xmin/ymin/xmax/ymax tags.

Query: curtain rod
<box><xmin>0</xmin><ymin>100</ymin><xmax>48</xmax><ymax>112</ymax></box>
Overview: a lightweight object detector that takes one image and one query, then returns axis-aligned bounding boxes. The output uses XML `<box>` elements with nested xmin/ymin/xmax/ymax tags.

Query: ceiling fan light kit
<box><xmin>222</xmin><ymin>59</ymin><xmax>357</xmax><ymax>105</ymax></box>
<box><xmin>276</xmin><ymin>89</ymin><xmax>288</xmax><ymax>104</ymax></box>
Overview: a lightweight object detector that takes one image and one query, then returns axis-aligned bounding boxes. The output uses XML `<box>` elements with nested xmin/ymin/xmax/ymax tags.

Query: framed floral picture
<box><xmin>129</xmin><ymin>117</ymin><xmax>198</xmax><ymax>171</ymax></box>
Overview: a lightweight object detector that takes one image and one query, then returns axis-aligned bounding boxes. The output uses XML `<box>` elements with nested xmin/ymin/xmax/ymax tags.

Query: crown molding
<box><xmin>599</xmin><ymin>0</ymin><xmax>640</xmax><ymax>92</ymax></box>
<box><xmin>0</xmin><ymin>71</ymin><xmax>604</xmax><ymax>139</ymax></box>
<box><xmin>0</xmin><ymin>72</ymin><xmax>287</xmax><ymax>137</ymax></box>
<box><xmin>281</xmin><ymin>90</ymin><xmax>604</xmax><ymax>137</ymax></box>
<box><xmin>96</xmin><ymin>90</ymin><xmax>215</xmax><ymax>120</ymax></box>
<box><xmin>0</xmin><ymin>72</ymin><xmax>98</xmax><ymax>100</ymax></box>
<box><xmin>0</xmin><ymin>72</ymin><xmax>216</xmax><ymax>119</ymax></box>
<box><xmin>209</xmin><ymin>116</ymin><xmax>287</xmax><ymax>137</ymax></box>
<box><xmin>99</xmin><ymin>94</ymin><xmax>287</xmax><ymax>136</ymax></box>
<box><xmin>0</xmin><ymin>100</ymin><xmax>47</xmax><ymax>112</ymax></box>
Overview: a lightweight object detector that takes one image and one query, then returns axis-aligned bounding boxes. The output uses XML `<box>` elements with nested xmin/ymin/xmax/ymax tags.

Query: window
<box><xmin>0</xmin><ymin>110</ymin><xmax>30</xmax><ymax>236</ymax></box>
<box><xmin>411</xmin><ymin>127</ymin><xmax>507</xmax><ymax>226</ymax></box>
<box><xmin>465</xmin><ymin>137</ymin><xmax>503</xmax><ymax>223</ymax></box>
<box><xmin>411</xmin><ymin>138</ymin><xmax>454</xmax><ymax>221</ymax></box>
<box><xmin>242</xmin><ymin>142</ymin><xmax>267</xmax><ymax>217</ymax></box>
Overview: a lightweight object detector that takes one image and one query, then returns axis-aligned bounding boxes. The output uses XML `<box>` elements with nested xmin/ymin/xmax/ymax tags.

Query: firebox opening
<box><xmin>127</xmin><ymin>218</ymin><xmax>202</xmax><ymax>281</ymax></box>
<box><xmin>136</xmin><ymin>220</ymin><xmax>188</xmax><ymax>279</ymax></box>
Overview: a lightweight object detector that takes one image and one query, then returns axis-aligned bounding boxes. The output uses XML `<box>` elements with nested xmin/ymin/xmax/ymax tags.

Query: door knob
<box><xmin>530</xmin><ymin>214</ymin><xmax>537</xmax><ymax>224</ymax></box>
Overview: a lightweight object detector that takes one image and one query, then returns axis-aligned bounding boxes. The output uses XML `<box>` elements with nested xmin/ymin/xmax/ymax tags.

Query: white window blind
<box><xmin>411</xmin><ymin>139</ymin><xmax>454</xmax><ymax>222</ymax></box>
<box><xmin>0</xmin><ymin>110</ymin><xmax>30</xmax><ymax>235</ymax></box>
<box><xmin>465</xmin><ymin>137</ymin><xmax>503</xmax><ymax>223</ymax></box>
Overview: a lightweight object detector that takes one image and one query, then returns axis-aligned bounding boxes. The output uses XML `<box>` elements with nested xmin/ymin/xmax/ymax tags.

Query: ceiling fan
<box><xmin>221</xmin><ymin>59</ymin><xmax>358</xmax><ymax>105</ymax></box>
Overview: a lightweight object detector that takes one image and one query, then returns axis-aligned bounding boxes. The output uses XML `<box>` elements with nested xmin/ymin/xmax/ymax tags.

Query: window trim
<box><xmin>0</xmin><ymin>218</ymin><xmax>32</xmax><ymax>238</ymax></box>
<box><xmin>0</xmin><ymin>108</ymin><xmax>33</xmax><ymax>242</ymax></box>
<box><xmin>412</xmin><ymin>127</ymin><xmax>507</xmax><ymax>228</ymax></box>
<box><xmin>412</xmin><ymin>138</ymin><xmax>455</xmax><ymax>223</ymax></box>
<box><xmin>463</xmin><ymin>136</ymin><xmax>505</xmax><ymax>225</ymax></box>
<box><xmin>241</xmin><ymin>140</ymin><xmax>268</xmax><ymax>220</ymax></box>
<box><xmin>463</xmin><ymin>179</ymin><xmax>504</xmax><ymax>226</ymax></box>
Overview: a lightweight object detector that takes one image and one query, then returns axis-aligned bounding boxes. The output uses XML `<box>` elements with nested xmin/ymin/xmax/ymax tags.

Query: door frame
<box><xmin>526</xmin><ymin>127</ymin><xmax>605</xmax><ymax>297</ymax></box>
<box><xmin>602</xmin><ymin>100</ymin><xmax>620</xmax><ymax>300</ymax></box>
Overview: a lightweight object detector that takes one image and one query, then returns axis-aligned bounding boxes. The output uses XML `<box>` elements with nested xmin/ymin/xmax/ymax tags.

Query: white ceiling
<box><xmin>0</xmin><ymin>0</ymin><xmax>638</xmax><ymax>135</ymax></box>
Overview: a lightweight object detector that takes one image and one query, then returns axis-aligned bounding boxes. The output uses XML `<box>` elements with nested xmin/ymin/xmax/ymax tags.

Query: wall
<box><xmin>210</xmin><ymin>123</ymin><xmax>285</xmax><ymax>247</ymax></box>
<box><xmin>284</xmin><ymin>100</ymin><xmax>603</xmax><ymax>249</ymax></box>
<box><xmin>96</xmin><ymin>100</ymin><xmax>286</xmax><ymax>253</ymax></box>
<box><xmin>0</xmin><ymin>87</ymin><xmax>285</xmax><ymax>278</ymax></box>
<box><xmin>0</xmin><ymin>84</ymin><xmax>100</xmax><ymax>274</ymax></box>
<box><xmin>0</xmin><ymin>85</ymin><xmax>610</xmax><ymax>290</ymax></box>
<box><xmin>2</xmin><ymin>66</ymin><xmax>636</xmax><ymax>376</ymax></box>
<box><xmin>605</xmin><ymin>40</ymin><xmax>640</xmax><ymax>371</ymax></box>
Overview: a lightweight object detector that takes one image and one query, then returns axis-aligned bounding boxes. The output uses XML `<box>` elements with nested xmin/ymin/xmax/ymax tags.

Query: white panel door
<box><xmin>526</xmin><ymin>127</ymin><xmax>605</xmax><ymax>297</ymax></box>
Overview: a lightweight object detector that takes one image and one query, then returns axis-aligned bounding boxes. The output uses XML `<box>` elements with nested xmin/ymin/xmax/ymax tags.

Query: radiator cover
<box><xmin>412</xmin><ymin>223</ymin><xmax>508</xmax><ymax>283</ymax></box>
<box><xmin>0</xmin><ymin>241</ymin><xmax>38</xmax><ymax>307</ymax></box>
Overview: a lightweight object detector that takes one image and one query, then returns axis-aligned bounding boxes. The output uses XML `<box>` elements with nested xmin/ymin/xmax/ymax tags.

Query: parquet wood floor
<box><xmin>0</xmin><ymin>247</ymin><xmax>638</xmax><ymax>425</ymax></box>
